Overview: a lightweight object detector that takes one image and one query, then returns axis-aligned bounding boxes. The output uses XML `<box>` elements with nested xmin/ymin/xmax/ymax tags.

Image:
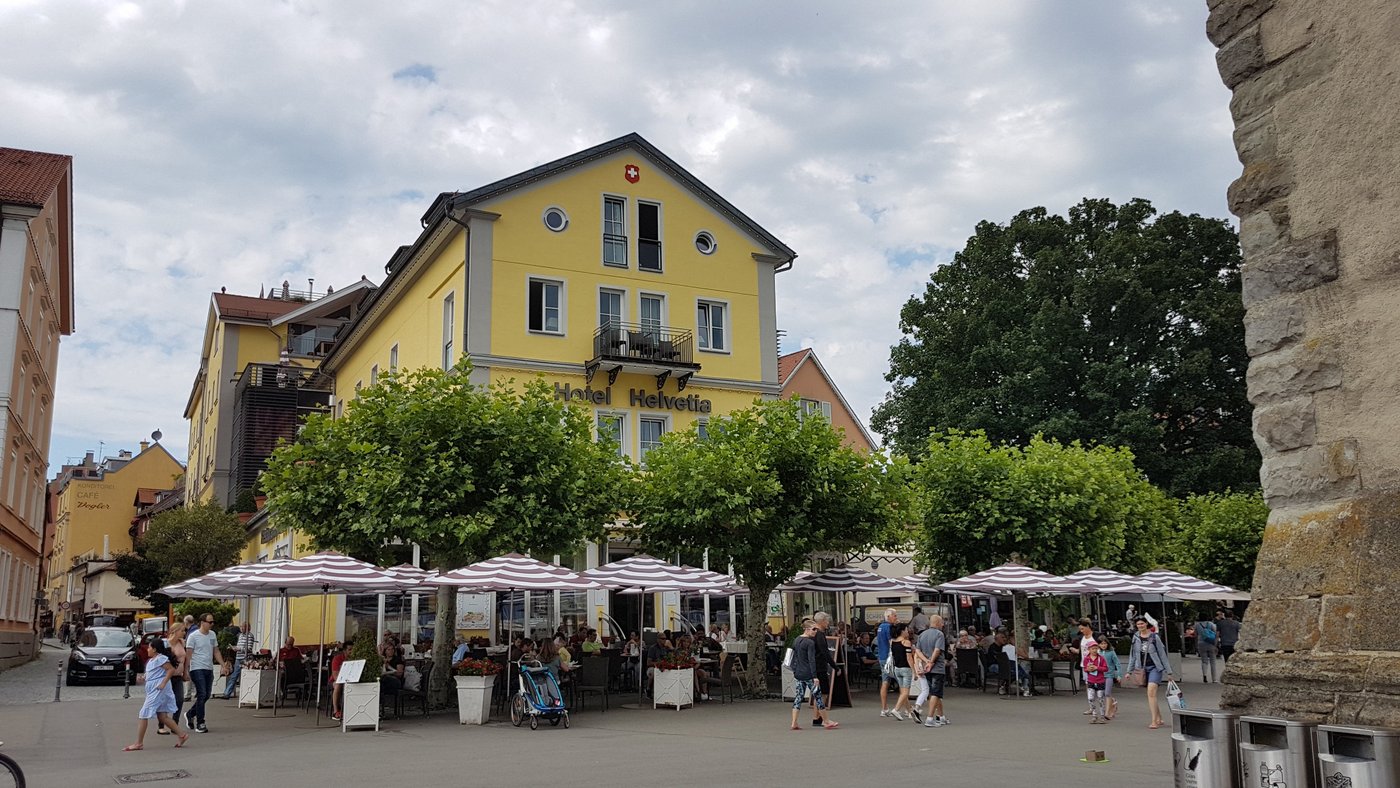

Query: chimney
<box><xmin>84</xmin><ymin>451</ymin><xmax>94</xmax><ymax>466</ymax></box>
<box><xmin>282</xmin><ymin>280</ymin><xmax>290</xmax><ymax>299</ymax></box>
<box><xmin>139</xmin><ymin>440</ymin><xmax>150</xmax><ymax>452</ymax></box>
<box><xmin>118</xmin><ymin>450</ymin><xmax>132</xmax><ymax>459</ymax></box>
<box><xmin>102</xmin><ymin>535</ymin><xmax>110</xmax><ymax>560</ymax></box>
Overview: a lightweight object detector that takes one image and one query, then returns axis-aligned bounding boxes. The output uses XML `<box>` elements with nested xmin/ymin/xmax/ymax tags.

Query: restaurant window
<box><xmin>529</xmin><ymin>591</ymin><xmax>556</xmax><ymax>641</ymax></box>
<box><xmin>603</xmin><ymin>196</ymin><xmax>627</xmax><ymax>268</ymax></box>
<box><xmin>638</xmin><ymin>202</ymin><xmax>662</xmax><ymax>272</ymax></box>
<box><xmin>528</xmin><ymin>278</ymin><xmax>563</xmax><ymax>334</ymax></box>
<box><xmin>441</xmin><ymin>293</ymin><xmax>455</xmax><ymax>370</ymax></box>
<box><xmin>639</xmin><ymin>417</ymin><xmax>666</xmax><ymax>464</ymax></box>
<box><xmin>597</xmin><ymin>413</ymin><xmax>626</xmax><ymax>457</ymax></box>
<box><xmin>343</xmin><ymin>594</ymin><xmax>379</xmax><ymax>644</ymax></box>
<box><xmin>697</xmin><ymin>300</ymin><xmax>727</xmax><ymax>352</ymax></box>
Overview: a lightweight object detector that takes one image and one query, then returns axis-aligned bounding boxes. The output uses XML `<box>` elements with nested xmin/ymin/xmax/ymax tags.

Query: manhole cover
<box><xmin>114</xmin><ymin>770</ymin><xmax>192</xmax><ymax>783</ymax></box>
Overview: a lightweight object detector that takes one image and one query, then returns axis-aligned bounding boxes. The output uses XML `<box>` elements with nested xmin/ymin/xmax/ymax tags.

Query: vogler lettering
<box><xmin>553</xmin><ymin>382</ymin><xmax>711</xmax><ymax>413</ymax></box>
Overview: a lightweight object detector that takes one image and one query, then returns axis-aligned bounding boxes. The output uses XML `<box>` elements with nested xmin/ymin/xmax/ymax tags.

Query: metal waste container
<box><xmin>1172</xmin><ymin>707</ymin><xmax>1241</xmax><ymax>788</ymax></box>
<box><xmin>1316</xmin><ymin>724</ymin><xmax>1400</xmax><ymax>787</ymax></box>
<box><xmin>1238</xmin><ymin>716</ymin><xmax>1317</xmax><ymax>788</ymax></box>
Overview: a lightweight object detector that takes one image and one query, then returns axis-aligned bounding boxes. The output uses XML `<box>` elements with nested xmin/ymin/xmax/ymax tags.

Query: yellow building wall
<box><xmin>480</xmin><ymin>151</ymin><xmax>766</xmax><ymax>383</ymax></box>
<box><xmin>335</xmin><ymin>237</ymin><xmax>465</xmax><ymax>391</ymax></box>
<box><xmin>53</xmin><ymin>449</ymin><xmax>184</xmax><ymax>565</ymax></box>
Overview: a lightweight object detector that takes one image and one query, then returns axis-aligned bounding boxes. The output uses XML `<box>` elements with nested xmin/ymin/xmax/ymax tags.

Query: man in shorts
<box><xmin>916</xmin><ymin>614</ymin><xmax>949</xmax><ymax>727</ymax></box>
<box><xmin>876</xmin><ymin>608</ymin><xmax>898</xmax><ymax>717</ymax></box>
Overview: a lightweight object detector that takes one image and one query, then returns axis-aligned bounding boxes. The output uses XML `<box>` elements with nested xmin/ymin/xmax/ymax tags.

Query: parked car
<box><xmin>67</xmin><ymin>627</ymin><xmax>136</xmax><ymax>686</ymax></box>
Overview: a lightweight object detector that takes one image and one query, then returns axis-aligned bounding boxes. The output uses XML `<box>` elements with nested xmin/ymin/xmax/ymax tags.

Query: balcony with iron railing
<box><xmin>588</xmin><ymin>321</ymin><xmax>700</xmax><ymax>388</ymax></box>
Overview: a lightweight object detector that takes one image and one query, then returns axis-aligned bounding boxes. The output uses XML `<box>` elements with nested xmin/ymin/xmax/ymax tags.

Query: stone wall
<box><xmin>1209</xmin><ymin>0</ymin><xmax>1400</xmax><ymax>725</ymax></box>
<box><xmin>0</xmin><ymin>629</ymin><xmax>39</xmax><ymax>672</ymax></box>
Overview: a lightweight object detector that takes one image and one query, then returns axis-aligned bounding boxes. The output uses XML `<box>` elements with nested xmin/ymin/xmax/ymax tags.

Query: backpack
<box><xmin>1200</xmin><ymin>622</ymin><xmax>1217</xmax><ymax>644</ymax></box>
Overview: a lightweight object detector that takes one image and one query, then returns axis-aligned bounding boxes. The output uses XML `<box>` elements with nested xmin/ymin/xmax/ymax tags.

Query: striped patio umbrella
<box><xmin>938</xmin><ymin>563</ymin><xmax>1089</xmax><ymax>595</ymax></box>
<box><xmin>434</xmin><ymin>553</ymin><xmax>601</xmax><ymax>592</ymax></box>
<box><xmin>1136</xmin><ymin>569</ymin><xmax>1238</xmax><ymax>597</ymax></box>
<box><xmin>778</xmin><ymin>566</ymin><xmax>909</xmax><ymax>593</ymax></box>
<box><xmin>1064</xmin><ymin>567</ymin><xmax>1162</xmax><ymax>595</ymax></box>
<box><xmin>157</xmin><ymin>559</ymin><xmax>291</xmax><ymax>598</ymax></box>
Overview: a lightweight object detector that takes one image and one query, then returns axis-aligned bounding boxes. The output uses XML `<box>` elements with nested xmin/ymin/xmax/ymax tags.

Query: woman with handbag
<box><xmin>1125</xmin><ymin>616</ymin><xmax>1173</xmax><ymax>729</ymax></box>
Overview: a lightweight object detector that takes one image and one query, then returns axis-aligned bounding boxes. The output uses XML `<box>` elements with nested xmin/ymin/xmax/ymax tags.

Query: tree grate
<box><xmin>114</xmin><ymin>770</ymin><xmax>192</xmax><ymax>783</ymax></box>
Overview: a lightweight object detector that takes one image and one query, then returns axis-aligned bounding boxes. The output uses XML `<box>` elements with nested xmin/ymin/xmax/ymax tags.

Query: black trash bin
<box><xmin>1238</xmin><ymin>716</ymin><xmax>1317</xmax><ymax>788</ymax></box>
<box><xmin>1316</xmin><ymin>724</ymin><xmax>1400</xmax><ymax>787</ymax></box>
<box><xmin>1172</xmin><ymin>707</ymin><xmax>1241</xmax><ymax>788</ymax></box>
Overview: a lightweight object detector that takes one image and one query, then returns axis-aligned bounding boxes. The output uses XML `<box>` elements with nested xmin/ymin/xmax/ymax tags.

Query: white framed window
<box><xmin>599</xmin><ymin>288</ymin><xmax>625</xmax><ymax>330</ymax></box>
<box><xmin>370</xmin><ymin>365</ymin><xmax>379</xmax><ymax>386</ymax></box>
<box><xmin>597</xmin><ymin>413</ymin><xmax>626</xmax><ymax>458</ymax></box>
<box><xmin>639</xmin><ymin>293</ymin><xmax>665</xmax><ymax>332</ymax></box>
<box><xmin>799</xmin><ymin>399</ymin><xmax>833</xmax><ymax>421</ymax></box>
<box><xmin>697</xmin><ymin>300</ymin><xmax>728</xmax><ymax>352</ymax></box>
<box><xmin>695</xmin><ymin>419</ymin><xmax>709</xmax><ymax>441</ymax></box>
<box><xmin>638</xmin><ymin>201</ymin><xmax>662</xmax><ymax>272</ymax></box>
<box><xmin>441</xmin><ymin>292</ymin><xmax>456</xmax><ymax>370</ymax></box>
<box><xmin>603</xmin><ymin>196</ymin><xmax>627</xmax><ymax>268</ymax></box>
<box><xmin>695</xmin><ymin>230</ymin><xmax>717</xmax><ymax>255</ymax></box>
<box><xmin>389</xmin><ymin>344</ymin><xmax>399</xmax><ymax>372</ymax></box>
<box><xmin>542</xmin><ymin>206</ymin><xmax>569</xmax><ymax>232</ymax></box>
<box><xmin>528</xmin><ymin>278</ymin><xmax>565</xmax><ymax>334</ymax></box>
<box><xmin>639</xmin><ymin>416</ymin><xmax>667</xmax><ymax>464</ymax></box>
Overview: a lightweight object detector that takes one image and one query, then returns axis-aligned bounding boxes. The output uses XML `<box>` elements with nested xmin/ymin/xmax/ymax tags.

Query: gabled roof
<box><xmin>777</xmin><ymin>347</ymin><xmax>877</xmax><ymax>449</ymax></box>
<box><xmin>0</xmin><ymin>147</ymin><xmax>71</xmax><ymax>208</ymax></box>
<box><xmin>133</xmin><ymin>488</ymin><xmax>161</xmax><ymax>507</ymax></box>
<box><xmin>778</xmin><ymin>348</ymin><xmax>813</xmax><ymax>385</ymax></box>
<box><xmin>436</xmin><ymin>132</ymin><xmax>796</xmax><ymax>262</ymax></box>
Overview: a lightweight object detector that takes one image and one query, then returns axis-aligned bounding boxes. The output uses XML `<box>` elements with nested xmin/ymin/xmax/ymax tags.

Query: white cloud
<box><xmin>0</xmin><ymin>0</ymin><xmax>1237</xmax><ymax>470</ymax></box>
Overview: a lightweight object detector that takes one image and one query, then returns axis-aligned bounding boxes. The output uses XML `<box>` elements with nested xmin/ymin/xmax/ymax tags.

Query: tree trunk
<box><xmin>742</xmin><ymin>583</ymin><xmax>773</xmax><ymax>698</ymax></box>
<box><xmin>429</xmin><ymin>585</ymin><xmax>456</xmax><ymax>708</ymax></box>
<box><xmin>1013</xmin><ymin>592</ymin><xmax>1030</xmax><ymax>662</ymax></box>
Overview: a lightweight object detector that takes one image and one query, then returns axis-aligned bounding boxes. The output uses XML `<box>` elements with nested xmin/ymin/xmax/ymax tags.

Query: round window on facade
<box><xmin>542</xmin><ymin>206</ymin><xmax>569</xmax><ymax>232</ymax></box>
<box><xmin>695</xmin><ymin>231</ymin><xmax>717</xmax><ymax>255</ymax></box>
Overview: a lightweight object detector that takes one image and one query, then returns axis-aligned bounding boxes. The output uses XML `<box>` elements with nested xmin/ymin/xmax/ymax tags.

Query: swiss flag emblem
<box><xmin>624</xmin><ymin>164</ymin><xmax>640</xmax><ymax>183</ymax></box>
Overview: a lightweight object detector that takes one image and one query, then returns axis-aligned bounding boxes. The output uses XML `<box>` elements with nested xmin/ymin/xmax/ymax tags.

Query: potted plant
<box><xmin>652</xmin><ymin>652</ymin><xmax>697</xmax><ymax>710</ymax></box>
<box><xmin>453</xmin><ymin>657</ymin><xmax>503</xmax><ymax>725</ymax></box>
<box><xmin>237</xmin><ymin>651</ymin><xmax>279</xmax><ymax>709</ymax></box>
<box><xmin>342</xmin><ymin>633</ymin><xmax>383</xmax><ymax>732</ymax></box>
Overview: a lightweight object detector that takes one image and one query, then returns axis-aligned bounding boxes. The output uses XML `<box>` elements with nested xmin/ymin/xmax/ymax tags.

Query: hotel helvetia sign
<box><xmin>554</xmin><ymin>383</ymin><xmax>712</xmax><ymax>413</ymax></box>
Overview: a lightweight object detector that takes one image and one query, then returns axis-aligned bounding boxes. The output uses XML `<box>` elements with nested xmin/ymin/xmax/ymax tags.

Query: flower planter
<box><xmin>238</xmin><ymin>668</ymin><xmax>278</xmax><ymax>709</ymax></box>
<box><xmin>342</xmin><ymin>681</ymin><xmax>381</xmax><ymax>732</ymax></box>
<box><xmin>455</xmin><ymin>674</ymin><xmax>496</xmax><ymax>725</ymax></box>
<box><xmin>653</xmin><ymin>667</ymin><xmax>694</xmax><ymax>710</ymax></box>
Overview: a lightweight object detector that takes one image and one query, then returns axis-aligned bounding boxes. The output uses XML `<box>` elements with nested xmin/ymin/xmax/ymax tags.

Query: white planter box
<box><xmin>238</xmin><ymin>669</ymin><xmax>278</xmax><ymax>709</ymax></box>
<box><xmin>455</xmin><ymin>674</ymin><xmax>496</xmax><ymax>725</ymax></box>
<box><xmin>781</xmin><ymin>664</ymin><xmax>796</xmax><ymax>700</ymax></box>
<box><xmin>342</xmin><ymin>681</ymin><xmax>381</xmax><ymax>732</ymax></box>
<box><xmin>653</xmin><ymin>667</ymin><xmax>694</xmax><ymax>710</ymax></box>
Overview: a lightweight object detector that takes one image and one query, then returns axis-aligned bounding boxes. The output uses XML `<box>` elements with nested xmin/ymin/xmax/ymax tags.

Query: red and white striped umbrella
<box><xmin>1137</xmin><ymin>569</ymin><xmax>1238</xmax><ymax>597</ymax></box>
<box><xmin>434</xmin><ymin>553</ymin><xmax>602</xmax><ymax>591</ymax></box>
<box><xmin>581</xmin><ymin>555</ymin><xmax>734</xmax><ymax>592</ymax></box>
<box><xmin>937</xmin><ymin>562</ymin><xmax>1089</xmax><ymax>595</ymax></box>
<box><xmin>1065</xmin><ymin>567</ymin><xmax>1163</xmax><ymax>595</ymax></box>
<box><xmin>384</xmin><ymin>563</ymin><xmax>440</xmax><ymax>595</ymax></box>
<box><xmin>618</xmin><ymin>566</ymin><xmax>743</xmax><ymax>596</ymax></box>
<box><xmin>232</xmin><ymin>551</ymin><xmax>400</xmax><ymax>595</ymax></box>
<box><xmin>778</xmin><ymin>565</ymin><xmax>909</xmax><ymax>593</ymax></box>
<box><xmin>158</xmin><ymin>560</ymin><xmax>291</xmax><ymax>598</ymax></box>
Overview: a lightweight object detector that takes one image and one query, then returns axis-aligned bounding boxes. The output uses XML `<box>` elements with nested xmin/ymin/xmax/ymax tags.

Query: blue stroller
<box><xmin>510</xmin><ymin>659</ymin><xmax>570</xmax><ymax>730</ymax></box>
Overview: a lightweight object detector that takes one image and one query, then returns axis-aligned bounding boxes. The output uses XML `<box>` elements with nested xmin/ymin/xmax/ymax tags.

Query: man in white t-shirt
<box><xmin>184</xmin><ymin>615</ymin><xmax>225</xmax><ymax>733</ymax></box>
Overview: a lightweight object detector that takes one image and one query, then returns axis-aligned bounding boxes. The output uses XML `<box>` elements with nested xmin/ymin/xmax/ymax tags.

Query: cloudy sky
<box><xmin>1</xmin><ymin>1</ymin><xmax>1238</xmax><ymax>474</ymax></box>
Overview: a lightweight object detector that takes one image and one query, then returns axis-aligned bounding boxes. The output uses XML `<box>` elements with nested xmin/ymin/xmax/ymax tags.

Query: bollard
<box><xmin>54</xmin><ymin>660</ymin><xmax>63</xmax><ymax>702</ymax></box>
<box><xmin>123</xmin><ymin>659</ymin><xmax>131</xmax><ymax>700</ymax></box>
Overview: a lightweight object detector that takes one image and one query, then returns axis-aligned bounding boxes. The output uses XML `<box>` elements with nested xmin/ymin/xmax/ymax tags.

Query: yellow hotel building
<box><xmin>320</xmin><ymin>133</ymin><xmax>795</xmax><ymax>639</ymax></box>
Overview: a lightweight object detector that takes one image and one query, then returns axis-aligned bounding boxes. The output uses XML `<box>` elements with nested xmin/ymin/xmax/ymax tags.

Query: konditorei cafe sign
<box><xmin>554</xmin><ymin>383</ymin><xmax>712</xmax><ymax>413</ymax></box>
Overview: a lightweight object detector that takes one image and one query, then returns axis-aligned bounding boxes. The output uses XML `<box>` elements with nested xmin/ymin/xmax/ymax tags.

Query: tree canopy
<box><xmin>1171</xmin><ymin>491</ymin><xmax>1267</xmax><ymax>591</ymax></box>
<box><xmin>913</xmin><ymin>430</ymin><xmax>1175</xmax><ymax>581</ymax></box>
<box><xmin>260</xmin><ymin>359</ymin><xmax>632</xmax><ymax>704</ymax></box>
<box><xmin>116</xmin><ymin>501</ymin><xmax>246</xmax><ymax>611</ymax></box>
<box><xmin>872</xmin><ymin>198</ymin><xmax>1257</xmax><ymax>498</ymax></box>
<box><xmin>635</xmin><ymin>397</ymin><xmax>923</xmax><ymax>692</ymax></box>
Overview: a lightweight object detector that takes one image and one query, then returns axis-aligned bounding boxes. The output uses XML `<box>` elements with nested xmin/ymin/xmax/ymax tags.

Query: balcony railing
<box><xmin>591</xmin><ymin>322</ymin><xmax>698</xmax><ymax>368</ymax></box>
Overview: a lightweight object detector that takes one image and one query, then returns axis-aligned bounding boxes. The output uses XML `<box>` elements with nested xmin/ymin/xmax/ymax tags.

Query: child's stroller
<box><xmin>510</xmin><ymin>659</ymin><xmax>570</xmax><ymax>730</ymax></box>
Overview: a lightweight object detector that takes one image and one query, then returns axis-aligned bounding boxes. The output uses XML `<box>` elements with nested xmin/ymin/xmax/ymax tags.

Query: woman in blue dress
<box><xmin>124</xmin><ymin>639</ymin><xmax>189</xmax><ymax>751</ymax></box>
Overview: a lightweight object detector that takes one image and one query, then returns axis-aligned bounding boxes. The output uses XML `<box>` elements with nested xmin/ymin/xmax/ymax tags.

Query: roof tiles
<box><xmin>0</xmin><ymin>147</ymin><xmax>71</xmax><ymax>208</ymax></box>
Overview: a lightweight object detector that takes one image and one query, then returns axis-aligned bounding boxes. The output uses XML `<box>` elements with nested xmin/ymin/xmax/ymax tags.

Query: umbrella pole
<box><xmin>315</xmin><ymin>588</ymin><xmax>326</xmax><ymax>727</ymax></box>
<box><xmin>255</xmin><ymin>590</ymin><xmax>294</xmax><ymax>718</ymax></box>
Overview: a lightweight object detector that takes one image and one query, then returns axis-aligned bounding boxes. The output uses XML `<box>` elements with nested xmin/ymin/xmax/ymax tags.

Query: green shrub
<box><xmin>349</xmin><ymin>631</ymin><xmax>382</xmax><ymax>682</ymax></box>
<box><xmin>172</xmin><ymin>601</ymin><xmax>238</xmax><ymax>630</ymax></box>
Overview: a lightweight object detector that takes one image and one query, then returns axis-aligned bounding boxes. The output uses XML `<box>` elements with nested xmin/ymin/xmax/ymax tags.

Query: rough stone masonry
<box><xmin>1209</xmin><ymin>0</ymin><xmax>1400</xmax><ymax>724</ymax></box>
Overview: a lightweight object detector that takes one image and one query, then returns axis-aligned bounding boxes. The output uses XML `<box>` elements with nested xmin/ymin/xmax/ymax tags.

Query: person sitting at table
<box><xmin>993</xmin><ymin>631</ymin><xmax>1032</xmax><ymax>696</ymax></box>
<box><xmin>278</xmin><ymin>636</ymin><xmax>302</xmax><ymax>665</ymax></box>
<box><xmin>380</xmin><ymin>643</ymin><xmax>406</xmax><ymax>695</ymax></box>
<box><xmin>854</xmin><ymin>633</ymin><xmax>878</xmax><ymax>669</ymax></box>
<box><xmin>955</xmin><ymin>629</ymin><xmax>978</xmax><ymax>651</ymax></box>
<box><xmin>581</xmin><ymin>629</ymin><xmax>602</xmax><ymax>654</ymax></box>
<box><xmin>329</xmin><ymin>641</ymin><xmax>351</xmax><ymax>720</ymax></box>
<box><xmin>556</xmin><ymin>638</ymin><xmax>574</xmax><ymax>667</ymax></box>
<box><xmin>763</xmin><ymin>623</ymin><xmax>780</xmax><ymax>643</ymax></box>
<box><xmin>451</xmin><ymin>636</ymin><xmax>470</xmax><ymax>664</ymax></box>
<box><xmin>707</xmin><ymin>624</ymin><xmax>722</xmax><ymax>642</ymax></box>
<box><xmin>531</xmin><ymin>640</ymin><xmax>566</xmax><ymax>707</ymax></box>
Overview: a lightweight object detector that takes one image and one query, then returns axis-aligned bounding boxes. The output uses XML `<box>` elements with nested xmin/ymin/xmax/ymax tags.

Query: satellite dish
<box><xmin>151</xmin><ymin>429</ymin><xmax>163</xmax><ymax>443</ymax></box>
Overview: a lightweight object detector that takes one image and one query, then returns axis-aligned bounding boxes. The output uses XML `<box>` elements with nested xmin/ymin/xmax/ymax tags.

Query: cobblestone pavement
<box><xmin>0</xmin><ymin>641</ymin><xmax>137</xmax><ymax>705</ymax></box>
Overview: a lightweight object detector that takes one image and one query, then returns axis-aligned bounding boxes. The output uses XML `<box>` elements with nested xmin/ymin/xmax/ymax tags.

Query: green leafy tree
<box><xmin>116</xmin><ymin>501</ymin><xmax>245</xmax><ymax>611</ymax></box>
<box><xmin>260</xmin><ymin>360</ymin><xmax>632</xmax><ymax>706</ymax></box>
<box><xmin>634</xmin><ymin>398</ymin><xmax>924</xmax><ymax>693</ymax></box>
<box><xmin>914</xmin><ymin>430</ymin><xmax>1175</xmax><ymax>648</ymax></box>
<box><xmin>873</xmin><ymin>198</ymin><xmax>1257</xmax><ymax>497</ymax></box>
<box><xmin>1171</xmin><ymin>491</ymin><xmax>1267</xmax><ymax>591</ymax></box>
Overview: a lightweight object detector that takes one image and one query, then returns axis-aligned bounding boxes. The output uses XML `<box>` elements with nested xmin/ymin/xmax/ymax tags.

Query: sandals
<box><xmin>122</xmin><ymin>744</ymin><xmax>143</xmax><ymax>752</ymax></box>
<box><xmin>174</xmin><ymin>733</ymin><xmax>190</xmax><ymax>748</ymax></box>
<box><xmin>823</xmin><ymin>721</ymin><xmax>840</xmax><ymax>729</ymax></box>
<box><xmin>1149</xmin><ymin>721</ymin><xmax>1163</xmax><ymax>729</ymax></box>
<box><xmin>790</xmin><ymin>724</ymin><xmax>801</xmax><ymax>731</ymax></box>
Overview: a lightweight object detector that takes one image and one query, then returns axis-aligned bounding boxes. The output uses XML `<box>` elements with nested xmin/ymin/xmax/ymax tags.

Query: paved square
<box><xmin>1</xmin><ymin>645</ymin><xmax>1211</xmax><ymax>786</ymax></box>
